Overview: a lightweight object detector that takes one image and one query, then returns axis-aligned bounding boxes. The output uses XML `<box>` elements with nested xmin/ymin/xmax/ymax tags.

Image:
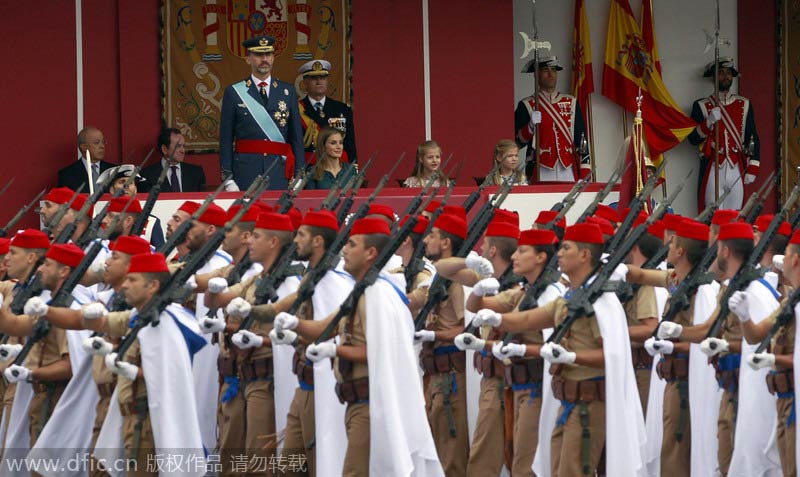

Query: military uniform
<box><xmin>624</xmin><ymin>285</ymin><xmax>659</xmax><ymax>413</ymax></box>
<box><xmin>764</xmin><ymin>302</ymin><xmax>796</xmax><ymax>476</ymax></box>
<box><xmin>219</xmin><ymin>35</ymin><xmax>305</xmax><ymax>191</ymax></box>
<box><xmin>711</xmin><ymin>285</ymin><xmax>741</xmax><ymax>475</ymax></box>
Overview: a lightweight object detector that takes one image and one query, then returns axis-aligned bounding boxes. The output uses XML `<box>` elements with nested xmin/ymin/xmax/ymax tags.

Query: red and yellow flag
<box><xmin>602</xmin><ymin>0</ymin><xmax>695</xmax><ymax>156</ymax></box>
<box><xmin>571</xmin><ymin>0</ymin><xmax>594</xmax><ymax>116</ymax></box>
<box><xmin>641</xmin><ymin>0</ymin><xmax>661</xmax><ymax>75</ymax></box>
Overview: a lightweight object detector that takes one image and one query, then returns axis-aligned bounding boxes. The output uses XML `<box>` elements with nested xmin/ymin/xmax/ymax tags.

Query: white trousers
<box><xmin>704</xmin><ymin>161</ymin><xmax>744</xmax><ymax>209</ymax></box>
<box><xmin>538</xmin><ymin>162</ymin><xmax>574</xmax><ymax>182</ymax></box>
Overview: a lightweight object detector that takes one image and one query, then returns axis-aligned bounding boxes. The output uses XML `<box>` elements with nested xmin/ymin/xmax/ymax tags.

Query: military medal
<box><xmin>319</xmin><ymin>110</ymin><xmax>326</xmax><ymax>118</ymax></box>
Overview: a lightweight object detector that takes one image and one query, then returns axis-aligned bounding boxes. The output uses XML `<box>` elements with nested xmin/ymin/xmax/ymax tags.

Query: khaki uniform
<box><xmin>625</xmin><ymin>285</ymin><xmax>659</xmax><ymax>414</ymax></box>
<box><xmin>422</xmin><ymin>282</ymin><xmax>469</xmax><ymax>476</ymax></box>
<box><xmin>714</xmin><ymin>285</ymin><xmax>741</xmax><ymax>475</ymax></box>
<box><xmin>542</xmin><ymin>297</ymin><xmax>606</xmax><ymax>477</ymax></box>
<box><xmin>0</xmin><ymin>282</ymin><xmax>21</xmax><ymax>448</ymax></box>
<box><xmin>91</xmin><ymin>352</ymin><xmax>117</xmax><ymax>477</ymax></box>
<box><xmin>25</xmin><ymin>317</ymin><xmax>70</xmax><ymax>446</ymax></box>
<box><xmin>334</xmin><ymin>296</ymin><xmax>370</xmax><ymax>477</ymax></box>
<box><xmin>765</xmin><ymin>302</ymin><xmax>796</xmax><ymax>476</ymax></box>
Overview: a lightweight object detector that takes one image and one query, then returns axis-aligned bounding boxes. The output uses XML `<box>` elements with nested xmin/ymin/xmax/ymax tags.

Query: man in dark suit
<box><xmin>219</xmin><ymin>35</ymin><xmax>305</xmax><ymax>191</ymax></box>
<box><xmin>297</xmin><ymin>59</ymin><xmax>357</xmax><ymax>164</ymax></box>
<box><xmin>140</xmin><ymin>128</ymin><xmax>207</xmax><ymax>193</ymax></box>
<box><xmin>57</xmin><ymin>126</ymin><xmax>116</xmax><ymax>193</ymax></box>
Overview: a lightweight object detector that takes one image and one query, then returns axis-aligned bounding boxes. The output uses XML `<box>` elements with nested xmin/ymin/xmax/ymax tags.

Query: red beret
<box><xmin>46</xmin><ymin>243</ymin><xmax>85</xmax><ymax>268</ymax></box>
<box><xmin>564</xmin><ymin>223</ymin><xmax>604</xmax><ymax>244</ymax></box>
<box><xmin>712</xmin><ymin>209</ymin><xmax>739</xmax><ymax>225</ymax></box>
<box><xmin>755</xmin><ymin>214</ymin><xmax>792</xmax><ymax>237</ymax></box>
<box><xmin>632</xmin><ymin>211</ymin><xmax>649</xmax><ymax>228</ymax></box>
<box><xmin>367</xmin><ymin>204</ymin><xmax>395</xmax><ymax>221</ymax></box>
<box><xmin>70</xmin><ymin>194</ymin><xmax>88</xmax><ymax>212</ymax></box>
<box><xmin>663</xmin><ymin>213</ymin><xmax>684</xmax><ymax>232</ymax></box>
<box><xmin>434</xmin><ymin>213</ymin><xmax>467</xmax><ymax>240</ymax></box>
<box><xmin>128</xmin><ymin>253</ymin><xmax>169</xmax><ymax>274</ymax></box>
<box><xmin>518</xmin><ymin>229</ymin><xmax>558</xmax><ymax>246</ymax></box>
<box><xmin>44</xmin><ymin>187</ymin><xmax>74</xmax><ymax>204</ymax></box>
<box><xmin>11</xmin><ymin>229</ymin><xmax>50</xmax><ymax>250</ymax></box>
<box><xmin>178</xmin><ymin>201</ymin><xmax>200</xmax><ymax>215</ymax></box>
<box><xmin>485</xmin><ymin>219</ymin><xmax>520</xmax><ymax>240</ymax></box>
<box><xmin>197</xmin><ymin>203</ymin><xmax>228</xmax><ymax>227</ymax></box>
<box><xmin>110</xmin><ymin>236</ymin><xmax>152</xmax><ymax>256</ymax></box>
<box><xmin>301</xmin><ymin>210</ymin><xmax>339</xmax><ymax>231</ymax></box>
<box><xmin>425</xmin><ymin>200</ymin><xmax>441</xmax><ymax>214</ymax></box>
<box><xmin>646</xmin><ymin>221</ymin><xmax>666</xmax><ymax>240</ymax></box>
<box><xmin>399</xmin><ymin>215</ymin><xmax>430</xmax><ymax>235</ymax></box>
<box><xmin>718</xmin><ymin>222</ymin><xmax>754</xmax><ymax>241</ymax></box>
<box><xmin>256</xmin><ymin>212</ymin><xmax>294</xmax><ymax>232</ymax></box>
<box><xmin>226</xmin><ymin>204</ymin><xmax>259</xmax><ymax>223</ymax></box>
<box><xmin>287</xmin><ymin>207</ymin><xmax>303</xmax><ymax>230</ymax></box>
<box><xmin>493</xmin><ymin>208</ymin><xmax>520</xmax><ymax>227</ymax></box>
<box><xmin>586</xmin><ymin>217</ymin><xmax>614</xmax><ymax>236</ymax></box>
<box><xmin>108</xmin><ymin>196</ymin><xmax>142</xmax><ymax>214</ymax></box>
<box><xmin>0</xmin><ymin>238</ymin><xmax>10</xmax><ymax>255</ymax></box>
<box><xmin>595</xmin><ymin>204</ymin><xmax>619</xmax><ymax>223</ymax></box>
<box><xmin>442</xmin><ymin>205</ymin><xmax>467</xmax><ymax>221</ymax></box>
<box><xmin>535</xmin><ymin>210</ymin><xmax>566</xmax><ymax>229</ymax></box>
<box><xmin>257</xmin><ymin>201</ymin><xmax>275</xmax><ymax>213</ymax></box>
<box><xmin>677</xmin><ymin>219</ymin><xmax>709</xmax><ymax>242</ymax></box>
<box><xmin>790</xmin><ymin>229</ymin><xmax>800</xmax><ymax>245</ymax></box>
<box><xmin>350</xmin><ymin>217</ymin><xmax>391</xmax><ymax>237</ymax></box>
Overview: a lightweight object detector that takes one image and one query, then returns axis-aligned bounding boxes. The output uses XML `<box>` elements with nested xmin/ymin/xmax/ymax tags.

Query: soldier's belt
<box><xmin>239</xmin><ymin>357</ymin><xmax>274</xmax><ymax>382</ymax></box>
<box><xmin>31</xmin><ymin>380</ymin><xmax>68</xmax><ymax>394</ymax></box>
<box><xmin>551</xmin><ymin>376</ymin><xmax>605</xmax><ymax>403</ymax></box>
<box><xmin>632</xmin><ymin>346</ymin><xmax>654</xmax><ymax>370</ymax></box>
<box><xmin>217</xmin><ymin>354</ymin><xmax>238</xmax><ymax>378</ymax></box>
<box><xmin>292</xmin><ymin>352</ymin><xmax>314</xmax><ymax>386</ymax></box>
<box><xmin>335</xmin><ymin>377</ymin><xmax>369</xmax><ymax>405</ymax></box>
<box><xmin>420</xmin><ymin>345</ymin><xmax>466</xmax><ymax>375</ymax></box>
<box><xmin>504</xmin><ymin>358</ymin><xmax>544</xmax><ymax>386</ymax></box>
<box><xmin>474</xmin><ymin>350</ymin><xmax>504</xmax><ymax>378</ymax></box>
<box><xmin>656</xmin><ymin>354</ymin><xmax>689</xmax><ymax>381</ymax></box>
<box><xmin>767</xmin><ymin>370</ymin><xmax>794</xmax><ymax>395</ymax></box>
<box><xmin>712</xmin><ymin>353</ymin><xmax>740</xmax><ymax>392</ymax></box>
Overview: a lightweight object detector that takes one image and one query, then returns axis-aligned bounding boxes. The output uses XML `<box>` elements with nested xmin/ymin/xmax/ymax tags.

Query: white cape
<box><xmin>689</xmin><ymin>282</ymin><xmax>722</xmax><ymax>477</ymax></box>
<box><xmin>642</xmin><ymin>285</ymin><xmax>669</xmax><ymax>477</ymax></box>
<box><xmin>0</xmin><ymin>382</ymin><xmax>33</xmax><ymax>477</ymax></box>
<box><xmin>365</xmin><ymin>274</ymin><xmax>443</xmax><ymax>476</ymax></box>
<box><xmin>729</xmin><ymin>279</ymin><xmax>781</xmax><ymax>477</ymax></box>
<box><xmin>462</xmin><ymin>285</ymin><xmax>481</xmax><ymax>445</ymax></box>
<box><xmin>310</xmin><ymin>266</ymin><xmax>354</xmax><ymax>477</ymax></box>
<box><xmin>270</xmin><ymin>274</ymin><xmax>301</xmax><ymax>452</ymax></box>
<box><xmin>793</xmin><ymin>302</ymin><xmax>800</xmax><ymax>474</ymax></box>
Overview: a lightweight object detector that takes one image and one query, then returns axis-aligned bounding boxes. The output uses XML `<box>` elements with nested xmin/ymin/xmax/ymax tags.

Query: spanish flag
<box><xmin>571</xmin><ymin>0</ymin><xmax>594</xmax><ymax>116</ymax></box>
<box><xmin>602</xmin><ymin>0</ymin><xmax>695</xmax><ymax>156</ymax></box>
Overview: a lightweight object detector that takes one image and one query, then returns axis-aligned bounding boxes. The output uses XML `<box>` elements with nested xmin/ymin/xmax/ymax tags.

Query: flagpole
<box><xmin>713</xmin><ymin>0</ymin><xmax>720</xmax><ymax>202</ymax></box>
<box><xmin>586</xmin><ymin>94</ymin><xmax>597</xmax><ymax>181</ymax></box>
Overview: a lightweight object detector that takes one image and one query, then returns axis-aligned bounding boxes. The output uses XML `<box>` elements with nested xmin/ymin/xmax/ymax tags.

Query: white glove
<box><xmin>657</xmin><ymin>322</ymin><xmax>683</xmax><ymax>339</ymax></box>
<box><xmin>540</xmin><ymin>342</ymin><xmax>576</xmax><ymax>364</ymax></box>
<box><xmin>472</xmin><ymin>278</ymin><xmax>500</xmax><ymax>297</ymax></box>
<box><xmin>472</xmin><ymin>309</ymin><xmax>502</xmax><ymax>328</ymax></box>
<box><xmin>744</xmin><ymin>173</ymin><xmax>756</xmax><ymax>185</ymax></box>
<box><xmin>529</xmin><ymin>110</ymin><xmax>542</xmax><ymax>127</ymax></box>
<box><xmin>222</xmin><ymin>179</ymin><xmax>240</xmax><ymax>192</ymax></box>
<box><xmin>611</xmin><ymin>263</ymin><xmax>629</xmax><ymax>282</ymax></box>
<box><xmin>201</xmin><ymin>317</ymin><xmax>226</xmax><ymax>334</ymax></box>
<box><xmin>24</xmin><ymin>297</ymin><xmax>48</xmax><ymax>318</ymax></box>
<box><xmin>773</xmin><ymin>254</ymin><xmax>785</xmax><ymax>272</ymax></box>
<box><xmin>413</xmin><ymin>330</ymin><xmax>436</xmax><ymax>344</ymax></box>
<box><xmin>82</xmin><ymin>303</ymin><xmax>109</xmax><ymax>320</ymax></box>
<box><xmin>747</xmin><ymin>352</ymin><xmax>776</xmax><ymax>370</ymax></box>
<box><xmin>232</xmin><ymin>330</ymin><xmax>264</xmax><ymax>349</ymax></box>
<box><xmin>0</xmin><ymin>344</ymin><xmax>23</xmax><ymax>361</ymax></box>
<box><xmin>184</xmin><ymin>275</ymin><xmax>198</xmax><ymax>291</ymax></box>
<box><xmin>306</xmin><ymin>342</ymin><xmax>337</xmax><ymax>362</ymax></box>
<box><xmin>226</xmin><ymin>297</ymin><xmax>251</xmax><ymax>318</ymax></box>
<box><xmin>104</xmin><ymin>353</ymin><xmax>138</xmax><ymax>380</ymax></box>
<box><xmin>274</xmin><ymin>312</ymin><xmax>300</xmax><ymax>331</ymax></box>
<box><xmin>465</xmin><ymin>251</ymin><xmax>494</xmax><ymax>277</ymax></box>
<box><xmin>492</xmin><ymin>341</ymin><xmax>526</xmax><ymax>359</ymax></box>
<box><xmin>90</xmin><ymin>259</ymin><xmax>106</xmax><ymax>276</ymax></box>
<box><xmin>416</xmin><ymin>276</ymin><xmax>433</xmax><ymax>289</ymax></box>
<box><xmin>700</xmin><ymin>337</ymin><xmax>729</xmax><ymax>357</ymax></box>
<box><xmin>706</xmin><ymin>107</ymin><xmax>722</xmax><ymax>128</ymax></box>
<box><xmin>82</xmin><ymin>336</ymin><xmax>113</xmax><ymax>356</ymax></box>
<box><xmin>644</xmin><ymin>338</ymin><xmax>674</xmax><ymax>355</ymax></box>
<box><xmin>207</xmin><ymin>277</ymin><xmax>229</xmax><ymax>294</ymax></box>
<box><xmin>268</xmin><ymin>328</ymin><xmax>298</xmax><ymax>346</ymax></box>
<box><xmin>454</xmin><ymin>333</ymin><xmax>485</xmax><ymax>351</ymax></box>
<box><xmin>728</xmin><ymin>291</ymin><xmax>751</xmax><ymax>323</ymax></box>
<box><xmin>3</xmin><ymin>365</ymin><xmax>30</xmax><ymax>383</ymax></box>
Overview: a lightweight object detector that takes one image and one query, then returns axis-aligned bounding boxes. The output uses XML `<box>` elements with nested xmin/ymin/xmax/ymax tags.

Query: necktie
<box><xmin>170</xmin><ymin>165</ymin><xmax>180</xmax><ymax>192</ymax></box>
<box><xmin>314</xmin><ymin>102</ymin><xmax>323</xmax><ymax>113</ymax></box>
<box><xmin>258</xmin><ymin>81</ymin><xmax>268</xmax><ymax>104</ymax></box>
<box><xmin>91</xmin><ymin>164</ymin><xmax>99</xmax><ymax>185</ymax></box>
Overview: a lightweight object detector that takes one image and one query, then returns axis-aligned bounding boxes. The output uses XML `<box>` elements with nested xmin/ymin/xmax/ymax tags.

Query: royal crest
<box><xmin>615</xmin><ymin>33</ymin><xmax>654</xmax><ymax>84</ymax></box>
<box><xmin>224</xmin><ymin>0</ymin><xmax>289</xmax><ymax>58</ymax></box>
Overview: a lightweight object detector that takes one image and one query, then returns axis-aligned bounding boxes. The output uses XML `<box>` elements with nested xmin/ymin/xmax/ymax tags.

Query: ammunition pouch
<box><xmin>551</xmin><ymin>376</ymin><xmax>605</xmax><ymax>403</ymax></box>
<box><xmin>31</xmin><ymin>380</ymin><xmax>67</xmax><ymax>395</ymax></box>
<box><xmin>632</xmin><ymin>346</ymin><xmax>654</xmax><ymax>370</ymax></box>
<box><xmin>712</xmin><ymin>353</ymin><xmax>740</xmax><ymax>392</ymax></box>
<box><xmin>473</xmin><ymin>350</ymin><xmax>505</xmax><ymax>378</ymax></box>
<box><xmin>421</xmin><ymin>344</ymin><xmax>466</xmax><ymax>375</ymax></box>
<box><xmin>239</xmin><ymin>357</ymin><xmax>274</xmax><ymax>382</ymax></box>
<box><xmin>766</xmin><ymin>370</ymin><xmax>794</xmax><ymax>396</ymax></box>
<box><xmin>293</xmin><ymin>351</ymin><xmax>315</xmax><ymax>386</ymax></box>
<box><xmin>335</xmin><ymin>377</ymin><xmax>370</xmax><ymax>405</ymax></box>
<box><xmin>656</xmin><ymin>354</ymin><xmax>689</xmax><ymax>381</ymax></box>
<box><xmin>503</xmin><ymin>358</ymin><xmax>544</xmax><ymax>386</ymax></box>
<box><xmin>217</xmin><ymin>354</ymin><xmax>238</xmax><ymax>377</ymax></box>
<box><xmin>96</xmin><ymin>382</ymin><xmax>116</xmax><ymax>399</ymax></box>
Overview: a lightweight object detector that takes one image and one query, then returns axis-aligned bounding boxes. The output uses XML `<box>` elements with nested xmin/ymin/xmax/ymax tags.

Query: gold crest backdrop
<box><xmin>779</xmin><ymin>0</ymin><xmax>800</xmax><ymax>199</ymax></box>
<box><xmin>161</xmin><ymin>0</ymin><xmax>352</xmax><ymax>152</ymax></box>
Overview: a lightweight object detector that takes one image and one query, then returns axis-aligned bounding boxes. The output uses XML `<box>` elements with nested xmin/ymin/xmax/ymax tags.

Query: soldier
<box><xmin>737</xmin><ymin>228</ymin><xmax>800</xmax><ymax>476</ymax></box>
<box><xmin>97</xmin><ymin>165</ymin><xmax>165</xmax><ymax>249</ymax></box>
<box><xmin>101</xmin><ymin>196</ymin><xmax>144</xmax><ymax>241</ymax></box>
<box><xmin>297</xmin><ymin>59</ymin><xmax>357</xmax><ymax>165</ymax></box>
<box><xmin>39</xmin><ymin>188</ymin><xmax>90</xmax><ymax>242</ymax></box>
<box><xmin>514</xmin><ymin>56</ymin><xmax>590</xmax><ymax>182</ymax></box>
<box><xmin>273</xmin><ymin>217</ymin><xmax>442</xmax><ymax>476</ymax></box>
<box><xmin>219</xmin><ymin>35</ymin><xmax>305</xmax><ymax>191</ymax></box>
<box><xmin>688</xmin><ymin>57</ymin><xmax>760</xmax><ymax>210</ymax></box>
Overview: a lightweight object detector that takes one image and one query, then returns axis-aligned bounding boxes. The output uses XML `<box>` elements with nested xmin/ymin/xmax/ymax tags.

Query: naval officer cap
<box><xmin>522</xmin><ymin>55</ymin><xmax>564</xmax><ymax>73</ymax></box>
<box><xmin>299</xmin><ymin>60</ymin><xmax>331</xmax><ymax>77</ymax></box>
<box><xmin>703</xmin><ymin>56</ymin><xmax>739</xmax><ymax>77</ymax></box>
<box><xmin>243</xmin><ymin>35</ymin><xmax>276</xmax><ymax>54</ymax></box>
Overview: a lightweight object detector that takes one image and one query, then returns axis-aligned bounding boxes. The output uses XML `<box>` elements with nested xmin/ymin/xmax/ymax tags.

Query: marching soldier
<box><xmin>688</xmin><ymin>57</ymin><xmax>760</xmax><ymax>210</ymax></box>
<box><xmin>514</xmin><ymin>55</ymin><xmax>590</xmax><ymax>182</ymax></box>
<box><xmin>219</xmin><ymin>35</ymin><xmax>305</xmax><ymax>191</ymax></box>
<box><xmin>297</xmin><ymin>59</ymin><xmax>357</xmax><ymax>165</ymax></box>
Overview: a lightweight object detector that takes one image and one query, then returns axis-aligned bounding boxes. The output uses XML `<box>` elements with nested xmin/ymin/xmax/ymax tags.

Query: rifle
<box><xmin>741</xmin><ymin>171</ymin><xmax>777</xmax><ymax>224</ymax></box>
<box><xmin>704</xmin><ymin>182</ymin><xmax>800</xmax><ymax>346</ymax></box>
<box><xmin>319</xmin><ymin>163</ymin><xmax>356</xmax><ymax>211</ymax></box>
<box><xmin>751</xmin><ymin>287</ymin><xmax>800</xmax><ymax>361</ymax></box>
<box><xmin>43</xmin><ymin>186</ymin><xmax>85</xmax><ymax>238</ymax></box>
<box><xmin>695</xmin><ymin>181</ymin><xmax>737</xmax><ymax>225</ymax></box>
<box><xmin>393</xmin><ymin>157</ymin><xmax>459</xmax><ymax>234</ymax></box>
<box><xmin>550</xmin><ymin>172</ymin><xmax>592</xmax><ymax>216</ymax></box>
<box><xmin>113</xmin><ymin>176</ymin><xmax>270</xmax><ymax>364</ymax></box>
<box><xmin>0</xmin><ymin>189</ymin><xmax>46</xmax><ymax>238</ymax></box>
<box><xmin>337</xmin><ymin>158</ymin><xmax>400</xmax><ymax>227</ymax></box>
<box><xmin>130</xmin><ymin>160</ymin><xmax>171</xmax><ymax>236</ymax></box>
<box><xmin>416</xmin><ymin>181</ymin><xmax>514</xmax><ymax>332</ymax></box>
<box><xmin>463</xmin><ymin>163</ymin><xmax>501</xmax><ymax>213</ymax></box>
<box><xmin>332</xmin><ymin>153</ymin><xmax>375</xmax><ymax>219</ymax></box>
<box><xmin>0</xmin><ymin>178</ymin><xmax>14</xmax><ymax>197</ymax></box>
<box><xmin>575</xmin><ymin>160</ymin><xmax>628</xmax><ymax>224</ymax></box>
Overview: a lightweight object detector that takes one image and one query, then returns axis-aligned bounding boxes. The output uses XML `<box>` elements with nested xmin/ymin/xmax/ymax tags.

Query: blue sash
<box><xmin>232</xmin><ymin>80</ymin><xmax>286</xmax><ymax>145</ymax></box>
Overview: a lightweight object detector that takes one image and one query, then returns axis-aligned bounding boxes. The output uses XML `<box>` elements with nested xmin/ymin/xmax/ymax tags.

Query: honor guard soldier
<box><xmin>514</xmin><ymin>56</ymin><xmax>590</xmax><ymax>183</ymax></box>
<box><xmin>219</xmin><ymin>35</ymin><xmax>305</xmax><ymax>191</ymax></box>
<box><xmin>688</xmin><ymin>57</ymin><xmax>760</xmax><ymax>210</ymax></box>
<box><xmin>297</xmin><ymin>59</ymin><xmax>357</xmax><ymax>165</ymax></box>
